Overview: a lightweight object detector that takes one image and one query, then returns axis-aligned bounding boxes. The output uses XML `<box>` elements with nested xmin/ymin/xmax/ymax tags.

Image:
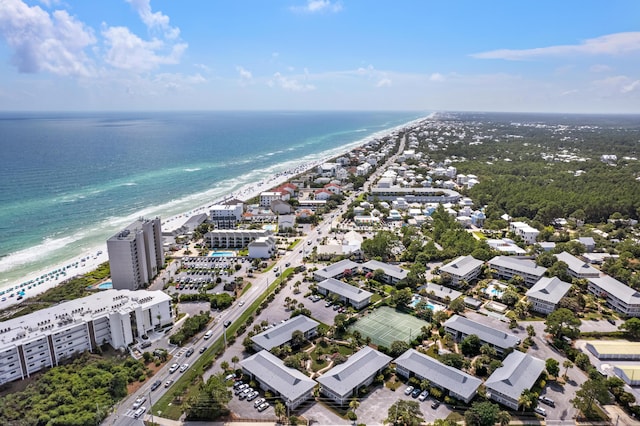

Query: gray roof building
<box><xmin>251</xmin><ymin>315</ymin><xmax>319</xmax><ymax>352</ymax></box>
<box><xmin>443</xmin><ymin>315</ymin><xmax>520</xmax><ymax>354</ymax></box>
<box><xmin>317</xmin><ymin>346</ymin><xmax>391</xmax><ymax>405</ymax></box>
<box><xmin>439</xmin><ymin>255</ymin><xmax>484</xmax><ymax>286</ymax></box>
<box><xmin>488</xmin><ymin>256</ymin><xmax>546</xmax><ymax>287</ymax></box>
<box><xmin>588</xmin><ymin>275</ymin><xmax>640</xmax><ymax>317</ymax></box>
<box><xmin>556</xmin><ymin>251</ymin><xmax>600</xmax><ymax>279</ymax></box>
<box><xmin>395</xmin><ymin>349</ymin><xmax>481</xmax><ymax>403</ymax></box>
<box><xmin>525</xmin><ymin>276</ymin><xmax>572</xmax><ymax>314</ymax></box>
<box><xmin>485</xmin><ymin>351</ymin><xmax>545</xmax><ymax>410</ymax></box>
<box><xmin>419</xmin><ymin>283</ymin><xmax>462</xmax><ymax>302</ymax></box>
<box><xmin>317</xmin><ymin>278</ymin><xmax>373</xmax><ymax>309</ymax></box>
<box><xmin>362</xmin><ymin>260</ymin><xmax>408</xmax><ymax>284</ymax></box>
<box><xmin>314</xmin><ymin>259</ymin><xmax>360</xmax><ymax>281</ymax></box>
<box><xmin>240</xmin><ymin>350</ymin><xmax>316</xmax><ymax>409</ymax></box>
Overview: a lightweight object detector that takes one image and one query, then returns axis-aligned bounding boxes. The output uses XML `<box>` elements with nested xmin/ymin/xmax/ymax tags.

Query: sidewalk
<box><xmin>145</xmin><ymin>415</ymin><xmax>277</xmax><ymax>426</ymax></box>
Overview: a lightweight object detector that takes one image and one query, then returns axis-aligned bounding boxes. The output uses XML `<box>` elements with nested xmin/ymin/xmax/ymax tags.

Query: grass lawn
<box><xmin>310</xmin><ymin>341</ymin><xmax>354</xmax><ymax>372</ymax></box>
<box><xmin>472</xmin><ymin>231</ymin><xmax>486</xmax><ymax>240</ymax></box>
<box><xmin>370</xmin><ymin>293</ymin><xmax>383</xmax><ymax>304</ymax></box>
<box><xmin>287</xmin><ymin>239</ymin><xmax>301</xmax><ymax>250</ymax></box>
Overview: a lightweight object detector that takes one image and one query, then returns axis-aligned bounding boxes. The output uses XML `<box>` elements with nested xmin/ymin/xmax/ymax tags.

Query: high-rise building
<box><xmin>107</xmin><ymin>217</ymin><xmax>164</xmax><ymax>290</ymax></box>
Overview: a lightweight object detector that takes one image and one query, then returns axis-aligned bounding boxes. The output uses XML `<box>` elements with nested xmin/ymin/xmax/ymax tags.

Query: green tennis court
<box><xmin>348</xmin><ymin>306</ymin><xmax>430</xmax><ymax>348</ymax></box>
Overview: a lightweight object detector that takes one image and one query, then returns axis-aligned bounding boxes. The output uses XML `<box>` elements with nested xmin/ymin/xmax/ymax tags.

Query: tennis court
<box><xmin>348</xmin><ymin>306</ymin><xmax>430</xmax><ymax>348</ymax></box>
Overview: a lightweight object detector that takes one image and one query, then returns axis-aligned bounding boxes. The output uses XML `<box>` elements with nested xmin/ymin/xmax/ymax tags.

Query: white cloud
<box><xmin>471</xmin><ymin>32</ymin><xmax>640</xmax><ymax>60</ymax></box>
<box><xmin>0</xmin><ymin>0</ymin><xmax>96</xmax><ymax>76</ymax></box>
<box><xmin>291</xmin><ymin>0</ymin><xmax>343</xmax><ymax>13</ymax></box>
<box><xmin>236</xmin><ymin>65</ymin><xmax>254</xmax><ymax>86</ymax></box>
<box><xmin>429</xmin><ymin>73</ymin><xmax>445</xmax><ymax>82</ymax></box>
<box><xmin>590</xmin><ymin>64</ymin><xmax>612</xmax><ymax>73</ymax></box>
<box><xmin>125</xmin><ymin>0</ymin><xmax>180</xmax><ymax>39</ymax></box>
<box><xmin>269</xmin><ymin>72</ymin><xmax>315</xmax><ymax>91</ymax></box>
<box><xmin>376</xmin><ymin>78</ymin><xmax>391</xmax><ymax>87</ymax></box>
<box><xmin>102</xmin><ymin>25</ymin><xmax>187</xmax><ymax>72</ymax></box>
<box><xmin>622</xmin><ymin>80</ymin><xmax>640</xmax><ymax>94</ymax></box>
<box><xmin>591</xmin><ymin>75</ymin><xmax>640</xmax><ymax>96</ymax></box>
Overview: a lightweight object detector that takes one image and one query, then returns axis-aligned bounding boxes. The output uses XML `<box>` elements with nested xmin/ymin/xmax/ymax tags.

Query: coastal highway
<box><xmin>104</xmin><ymin>134</ymin><xmax>407</xmax><ymax>425</ymax></box>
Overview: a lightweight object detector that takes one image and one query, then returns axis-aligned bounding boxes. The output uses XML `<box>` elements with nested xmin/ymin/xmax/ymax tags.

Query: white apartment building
<box><xmin>488</xmin><ymin>256</ymin><xmax>546</xmax><ymax>287</ymax></box>
<box><xmin>107</xmin><ymin>217</ymin><xmax>164</xmax><ymax>291</ymax></box>
<box><xmin>247</xmin><ymin>235</ymin><xmax>276</xmax><ymax>259</ymax></box>
<box><xmin>0</xmin><ymin>290</ymin><xmax>172</xmax><ymax>386</ymax></box>
<box><xmin>588</xmin><ymin>275</ymin><xmax>640</xmax><ymax>317</ymax></box>
<box><xmin>555</xmin><ymin>252</ymin><xmax>600</xmax><ymax>279</ymax></box>
<box><xmin>525</xmin><ymin>276</ymin><xmax>572</xmax><ymax>315</ymax></box>
<box><xmin>439</xmin><ymin>255</ymin><xmax>484</xmax><ymax>286</ymax></box>
<box><xmin>509</xmin><ymin>221</ymin><xmax>540</xmax><ymax>245</ymax></box>
<box><xmin>205</xmin><ymin>229</ymin><xmax>271</xmax><ymax>248</ymax></box>
<box><xmin>209</xmin><ymin>203</ymin><xmax>243</xmax><ymax>229</ymax></box>
<box><xmin>259</xmin><ymin>191</ymin><xmax>288</xmax><ymax>208</ymax></box>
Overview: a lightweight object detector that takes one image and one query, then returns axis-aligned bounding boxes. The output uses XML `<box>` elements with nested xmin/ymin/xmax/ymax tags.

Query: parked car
<box><xmin>538</xmin><ymin>396</ymin><xmax>555</xmax><ymax>407</ymax></box>
<box><xmin>233</xmin><ymin>381</ymin><xmax>245</xmax><ymax>389</ymax></box>
<box><xmin>150</xmin><ymin>380</ymin><xmax>162</xmax><ymax>391</ymax></box>
<box><xmin>411</xmin><ymin>388</ymin><xmax>422</xmax><ymax>398</ymax></box>
<box><xmin>132</xmin><ymin>396</ymin><xmax>147</xmax><ymax>409</ymax></box>
<box><xmin>404</xmin><ymin>385</ymin><xmax>414</xmax><ymax>396</ymax></box>
<box><xmin>247</xmin><ymin>391</ymin><xmax>260</xmax><ymax>401</ymax></box>
<box><xmin>225</xmin><ymin>373</ymin><xmax>236</xmax><ymax>381</ymax></box>
<box><xmin>169</xmin><ymin>363</ymin><xmax>179</xmax><ymax>373</ymax></box>
<box><xmin>234</xmin><ymin>384</ymin><xmax>249</xmax><ymax>395</ymax></box>
<box><xmin>253</xmin><ymin>398</ymin><xmax>266</xmax><ymax>408</ymax></box>
<box><xmin>418</xmin><ymin>390</ymin><xmax>429</xmax><ymax>401</ymax></box>
<box><xmin>431</xmin><ymin>401</ymin><xmax>440</xmax><ymax>409</ymax></box>
<box><xmin>257</xmin><ymin>402</ymin><xmax>270</xmax><ymax>412</ymax></box>
<box><xmin>534</xmin><ymin>406</ymin><xmax>547</xmax><ymax>416</ymax></box>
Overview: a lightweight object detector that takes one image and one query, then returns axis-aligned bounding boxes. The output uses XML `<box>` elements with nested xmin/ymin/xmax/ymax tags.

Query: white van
<box><xmin>204</xmin><ymin>330</ymin><xmax>213</xmax><ymax>340</ymax></box>
<box><xmin>133</xmin><ymin>406</ymin><xmax>147</xmax><ymax>418</ymax></box>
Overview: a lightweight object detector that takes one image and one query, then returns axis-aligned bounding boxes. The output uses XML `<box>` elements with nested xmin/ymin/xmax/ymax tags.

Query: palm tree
<box><xmin>274</xmin><ymin>401</ymin><xmax>287</xmax><ymax>424</ymax></box>
<box><xmin>496</xmin><ymin>410</ymin><xmax>511</xmax><ymax>426</ymax></box>
<box><xmin>349</xmin><ymin>397</ymin><xmax>360</xmax><ymax>413</ymax></box>
<box><xmin>420</xmin><ymin>379</ymin><xmax>430</xmax><ymax>393</ymax></box>
<box><xmin>232</xmin><ymin>355</ymin><xmax>239</xmax><ymax>370</ymax></box>
<box><xmin>518</xmin><ymin>389</ymin><xmax>536</xmax><ymax>412</ymax></box>
<box><xmin>563</xmin><ymin>359</ymin><xmax>574</xmax><ymax>379</ymax></box>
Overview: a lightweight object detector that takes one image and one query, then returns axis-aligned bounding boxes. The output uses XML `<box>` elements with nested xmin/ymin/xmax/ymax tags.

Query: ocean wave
<box><xmin>184</xmin><ymin>168</ymin><xmax>202</xmax><ymax>172</ymax></box>
<box><xmin>0</xmin><ymin>235</ymin><xmax>78</xmax><ymax>273</ymax></box>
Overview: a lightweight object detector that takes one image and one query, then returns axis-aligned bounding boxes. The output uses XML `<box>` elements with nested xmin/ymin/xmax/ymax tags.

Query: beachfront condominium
<box><xmin>107</xmin><ymin>217</ymin><xmax>164</xmax><ymax>291</ymax></box>
<box><xmin>0</xmin><ymin>289</ymin><xmax>172</xmax><ymax>386</ymax></box>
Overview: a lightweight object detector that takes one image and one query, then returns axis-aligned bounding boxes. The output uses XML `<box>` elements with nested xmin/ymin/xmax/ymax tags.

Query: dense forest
<box><xmin>0</xmin><ymin>352</ymin><xmax>149</xmax><ymax>426</ymax></box>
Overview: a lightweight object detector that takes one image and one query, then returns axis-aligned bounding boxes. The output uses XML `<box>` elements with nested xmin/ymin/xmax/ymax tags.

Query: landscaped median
<box><xmin>152</xmin><ymin>268</ymin><xmax>294</xmax><ymax>420</ymax></box>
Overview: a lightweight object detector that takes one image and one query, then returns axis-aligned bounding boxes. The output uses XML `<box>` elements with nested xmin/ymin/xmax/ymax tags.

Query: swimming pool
<box><xmin>209</xmin><ymin>251</ymin><xmax>235</xmax><ymax>257</ymax></box>
<box><xmin>262</xmin><ymin>224</ymin><xmax>277</xmax><ymax>231</ymax></box>
<box><xmin>484</xmin><ymin>282</ymin><xmax>506</xmax><ymax>298</ymax></box>
<box><xmin>98</xmin><ymin>282</ymin><xmax>113</xmax><ymax>290</ymax></box>
<box><xmin>410</xmin><ymin>296</ymin><xmax>445</xmax><ymax>312</ymax></box>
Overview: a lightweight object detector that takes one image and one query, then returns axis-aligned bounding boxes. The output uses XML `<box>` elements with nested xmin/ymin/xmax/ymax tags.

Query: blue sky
<box><xmin>0</xmin><ymin>0</ymin><xmax>639</xmax><ymax>112</ymax></box>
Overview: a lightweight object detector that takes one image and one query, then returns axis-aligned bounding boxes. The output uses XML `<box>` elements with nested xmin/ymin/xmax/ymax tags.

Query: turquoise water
<box><xmin>209</xmin><ymin>251</ymin><xmax>235</xmax><ymax>257</ymax></box>
<box><xmin>98</xmin><ymin>282</ymin><xmax>113</xmax><ymax>290</ymax></box>
<box><xmin>0</xmin><ymin>111</ymin><xmax>425</xmax><ymax>286</ymax></box>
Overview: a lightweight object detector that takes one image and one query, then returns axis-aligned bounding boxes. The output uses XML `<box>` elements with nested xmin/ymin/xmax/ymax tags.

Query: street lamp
<box><xmin>224</xmin><ymin>321</ymin><xmax>230</xmax><ymax>348</ymax></box>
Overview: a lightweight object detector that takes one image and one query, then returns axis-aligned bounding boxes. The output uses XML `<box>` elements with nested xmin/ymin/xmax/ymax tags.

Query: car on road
<box><xmin>239</xmin><ymin>300</ymin><xmax>245</xmax><ymax>306</ymax></box>
<box><xmin>180</xmin><ymin>363</ymin><xmax>189</xmax><ymax>372</ymax></box>
<box><xmin>132</xmin><ymin>396</ymin><xmax>147</xmax><ymax>409</ymax></box>
<box><xmin>607</xmin><ymin>318</ymin><xmax>616</xmax><ymax>325</ymax></box>
<box><xmin>257</xmin><ymin>402</ymin><xmax>270</xmax><ymax>412</ymax></box>
<box><xmin>133</xmin><ymin>406</ymin><xmax>146</xmax><ymax>418</ymax></box>
<box><xmin>185</xmin><ymin>347</ymin><xmax>194</xmax><ymax>357</ymax></box>
<box><xmin>538</xmin><ymin>396</ymin><xmax>555</xmax><ymax>407</ymax></box>
<box><xmin>404</xmin><ymin>385</ymin><xmax>414</xmax><ymax>396</ymax></box>
<box><xmin>199</xmin><ymin>346</ymin><xmax>207</xmax><ymax>354</ymax></box>
<box><xmin>253</xmin><ymin>398</ymin><xmax>266</xmax><ymax>408</ymax></box>
<box><xmin>411</xmin><ymin>388</ymin><xmax>422</xmax><ymax>398</ymax></box>
<box><xmin>204</xmin><ymin>330</ymin><xmax>213</xmax><ymax>339</ymax></box>
<box><xmin>418</xmin><ymin>390</ymin><xmax>429</xmax><ymax>401</ymax></box>
<box><xmin>169</xmin><ymin>363</ymin><xmax>179</xmax><ymax>373</ymax></box>
<box><xmin>150</xmin><ymin>380</ymin><xmax>162</xmax><ymax>391</ymax></box>
<box><xmin>164</xmin><ymin>379</ymin><xmax>174</xmax><ymax>388</ymax></box>
<box><xmin>534</xmin><ymin>406</ymin><xmax>547</xmax><ymax>416</ymax></box>
<box><xmin>224</xmin><ymin>320</ymin><xmax>232</xmax><ymax>327</ymax></box>
<box><xmin>285</xmin><ymin>262</ymin><xmax>290</xmax><ymax>267</ymax></box>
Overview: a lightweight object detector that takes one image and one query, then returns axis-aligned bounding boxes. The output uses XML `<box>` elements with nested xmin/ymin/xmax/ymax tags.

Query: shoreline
<box><xmin>0</xmin><ymin>114</ymin><xmax>433</xmax><ymax>307</ymax></box>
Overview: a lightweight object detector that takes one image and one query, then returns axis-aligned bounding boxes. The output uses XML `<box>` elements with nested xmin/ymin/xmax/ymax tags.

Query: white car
<box><xmin>133</xmin><ymin>406</ymin><xmax>147</xmax><ymax>418</ymax></box>
<box><xmin>169</xmin><ymin>363</ymin><xmax>179</xmax><ymax>373</ymax></box>
<box><xmin>253</xmin><ymin>397</ymin><xmax>266</xmax><ymax>408</ymax></box>
<box><xmin>404</xmin><ymin>385</ymin><xmax>414</xmax><ymax>396</ymax></box>
<box><xmin>418</xmin><ymin>390</ymin><xmax>429</xmax><ymax>401</ymax></box>
<box><xmin>180</xmin><ymin>363</ymin><xmax>189</xmax><ymax>372</ymax></box>
<box><xmin>132</xmin><ymin>396</ymin><xmax>147</xmax><ymax>409</ymax></box>
<box><xmin>534</xmin><ymin>406</ymin><xmax>547</xmax><ymax>417</ymax></box>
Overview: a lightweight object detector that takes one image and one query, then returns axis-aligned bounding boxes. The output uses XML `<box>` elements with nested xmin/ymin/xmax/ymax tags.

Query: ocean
<box><xmin>0</xmin><ymin>110</ymin><xmax>425</xmax><ymax>287</ymax></box>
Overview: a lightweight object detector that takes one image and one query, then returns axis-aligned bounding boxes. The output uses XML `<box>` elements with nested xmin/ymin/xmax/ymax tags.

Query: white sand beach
<box><xmin>0</xmin><ymin>115</ymin><xmax>430</xmax><ymax>308</ymax></box>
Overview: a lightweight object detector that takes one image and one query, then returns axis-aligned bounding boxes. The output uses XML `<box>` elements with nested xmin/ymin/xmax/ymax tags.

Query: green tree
<box><xmin>545</xmin><ymin>308</ymin><xmax>581</xmax><ymax>339</ymax></box>
<box><xmin>361</xmin><ymin>231</ymin><xmax>400</xmax><ymax>261</ymax></box>
<box><xmin>449</xmin><ymin>297</ymin><xmax>466</xmax><ymax>314</ymax></box>
<box><xmin>620</xmin><ymin>317</ymin><xmax>640</xmax><ymax>339</ymax></box>
<box><xmin>518</xmin><ymin>389</ymin><xmax>537</xmax><ymax>412</ymax></box>
<box><xmin>460</xmin><ymin>334</ymin><xmax>482</xmax><ymax>357</ymax></box>
<box><xmin>571</xmin><ymin>378</ymin><xmax>612</xmax><ymax>417</ymax></box>
<box><xmin>386</xmin><ymin>400</ymin><xmax>425</xmax><ymax>426</ymax></box>
<box><xmin>391</xmin><ymin>287</ymin><xmax>413</xmax><ymax>307</ymax></box>
<box><xmin>184</xmin><ymin>372</ymin><xmax>232</xmax><ymax>420</ymax></box>
<box><xmin>563</xmin><ymin>359</ymin><xmax>574</xmax><ymax>379</ymax></box>
<box><xmin>546</xmin><ymin>358</ymin><xmax>560</xmax><ymax>378</ymax></box>
<box><xmin>291</xmin><ymin>330</ymin><xmax>306</xmax><ymax>348</ymax></box>
<box><xmin>496</xmin><ymin>410</ymin><xmax>511</xmax><ymax>426</ymax></box>
<box><xmin>464</xmin><ymin>400</ymin><xmax>500</xmax><ymax>426</ymax></box>
<box><xmin>274</xmin><ymin>401</ymin><xmax>287</xmax><ymax>424</ymax></box>
<box><xmin>389</xmin><ymin>340</ymin><xmax>411</xmax><ymax>358</ymax></box>
<box><xmin>231</xmin><ymin>355</ymin><xmax>239</xmax><ymax>370</ymax></box>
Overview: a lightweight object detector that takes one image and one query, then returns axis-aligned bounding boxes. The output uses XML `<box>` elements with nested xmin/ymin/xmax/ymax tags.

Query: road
<box><xmin>103</xmin><ymin>134</ymin><xmax>407</xmax><ymax>425</ymax></box>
